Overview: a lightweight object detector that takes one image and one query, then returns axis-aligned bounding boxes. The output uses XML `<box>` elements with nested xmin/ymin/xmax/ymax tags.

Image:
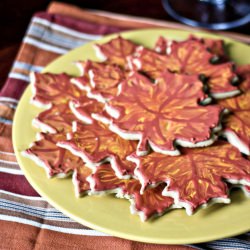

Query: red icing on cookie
<box><xmin>88</xmin><ymin>164</ymin><xmax>174</xmax><ymax>220</ymax></box>
<box><xmin>34</xmin><ymin>96</ymin><xmax>105</xmax><ymax>133</ymax></box>
<box><xmin>24</xmin><ymin>133</ymin><xmax>89</xmax><ymax>181</ymax></box>
<box><xmin>131</xmin><ymin>140</ymin><xmax>250</xmax><ymax>214</ymax></box>
<box><xmin>154</xmin><ymin>35</ymin><xmax>226</xmax><ymax>58</ymax></box>
<box><xmin>34</xmin><ymin>103</ymin><xmax>80</xmax><ymax>133</ymax></box>
<box><xmin>219</xmin><ymin>91</ymin><xmax>250</xmax><ymax>155</ymax></box>
<box><xmin>189</xmin><ymin>35</ymin><xmax>226</xmax><ymax>58</ymax></box>
<box><xmin>73</xmin><ymin>166</ymin><xmax>92</xmax><ymax>196</ymax></box>
<box><xmin>72</xmin><ymin>61</ymin><xmax>125</xmax><ymax>101</ymax></box>
<box><xmin>132</xmin><ymin>40</ymin><xmax>238</xmax><ymax>97</ymax></box>
<box><xmin>31</xmin><ymin>72</ymin><xmax>82</xmax><ymax>107</ymax></box>
<box><xmin>236</xmin><ymin>64</ymin><xmax>250</xmax><ymax>92</ymax></box>
<box><xmin>57</xmin><ymin>121</ymin><xmax>137</xmax><ymax>177</ymax></box>
<box><xmin>154</xmin><ymin>36</ymin><xmax>169</xmax><ymax>54</ymax></box>
<box><xmin>107</xmin><ymin>71</ymin><xmax>222</xmax><ymax>155</ymax></box>
<box><xmin>94</xmin><ymin>36</ymin><xmax>138</xmax><ymax>69</ymax></box>
<box><xmin>127</xmin><ymin>47</ymin><xmax>169</xmax><ymax>79</ymax></box>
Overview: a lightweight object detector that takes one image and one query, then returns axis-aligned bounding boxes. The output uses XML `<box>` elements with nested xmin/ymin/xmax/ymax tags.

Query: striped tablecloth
<box><xmin>0</xmin><ymin>2</ymin><xmax>249</xmax><ymax>249</ymax></box>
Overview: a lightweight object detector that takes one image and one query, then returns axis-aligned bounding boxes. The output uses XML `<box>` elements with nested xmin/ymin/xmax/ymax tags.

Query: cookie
<box><xmin>130</xmin><ymin>40</ymin><xmax>239</xmax><ymax>99</ymax></box>
<box><xmin>219</xmin><ymin>65</ymin><xmax>250</xmax><ymax>155</ymax></box>
<box><xmin>72</xmin><ymin>60</ymin><xmax>125</xmax><ymax>102</ymax></box>
<box><xmin>22</xmin><ymin>133</ymin><xmax>91</xmax><ymax>186</ymax></box>
<box><xmin>57</xmin><ymin>121</ymin><xmax>137</xmax><ymax>178</ymax></box>
<box><xmin>129</xmin><ymin>140</ymin><xmax>250</xmax><ymax>215</ymax></box>
<box><xmin>105</xmin><ymin>71</ymin><xmax>222</xmax><ymax>156</ymax></box>
<box><xmin>30</xmin><ymin>72</ymin><xmax>80</xmax><ymax>109</ymax></box>
<box><xmin>94</xmin><ymin>36</ymin><xmax>138</xmax><ymax>69</ymax></box>
<box><xmin>86</xmin><ymin>164</ymin><xmax>176</xmax><ymax>221</ymax></box>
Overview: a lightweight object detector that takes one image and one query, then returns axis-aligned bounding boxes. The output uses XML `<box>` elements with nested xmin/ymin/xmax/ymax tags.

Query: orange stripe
<box><xmin>0</xmin><ymin>220</ymin><xmax>194</xmax><ymax>249</ymax></box>
<box><xmin>0</xmin><ymin>124</ymin><xmax>14</xmax><ymax>154</ymax></box>
<box><xmin>47</xmin><ymin>2</ymin><xmax>250</xmax><ymax>44</ymax></box>
<box><xmin>16</xmin><ymin>43</ymin><xmax>59</xmax><ymax>68</ymax></box>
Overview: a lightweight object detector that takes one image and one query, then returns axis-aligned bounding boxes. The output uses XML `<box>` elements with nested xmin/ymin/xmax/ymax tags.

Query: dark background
<box><xmin>0</xmin><ymin>0</ymin><xmax>249</xmax><ymax>88</ymax></box>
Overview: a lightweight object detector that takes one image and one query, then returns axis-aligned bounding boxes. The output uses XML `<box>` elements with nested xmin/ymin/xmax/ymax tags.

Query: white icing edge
<box><xmin>232</xmin><ymin>185</ymin><xmax>250</xmax><ymax>198</ymax></box>
<box><xmin>109</xmin><ymin>121</ymin><xmax>218</xmax><ymax>156</ymax></box>
<box><xmin>88</xmin><ymin>69</ymin><xmax>96</xmax><ymax>88</ymax></box>
<box><xmin>116</xmin><ymin>189</ymin><xmax>181</xmax><ymax>222</ymax></box>
<box><xmin>226</xmin><ymin>178</ymin><xmax>250</xmax><ymax>186</ymax></box>
<box><xmin>72</xmin><ymin>170</ymin><xmax>91</xmax><ymax>197</ymax></box>
<box><xmin>29</xmin><ymin>72</ymin><xmax>52</xmax><ymax>109</ymax></box>
<box><xmin>21</xmin><ymin>150</ymin><xmax>71</xmax><ymax>179</ymax></box>
<box><xmin>221</xmin><ymin>129</ymin><xmax>250</xmax><ymax>155</ymax></box>
<box><xmin>162</xmin><ymin>186</ymin><xmax>230</xmax><ymax>216</ymax></box>
<box><xmin>70</xmin><ymin>78</ymin><xmax>91</xmax><ymax>92</ymax></box>
<box><xmin>69</xmin><ymin>101</ymin><xmax>93</xmax><ymax>124</ymax></box>
<box><xmin>57</xmin><ymin>142</ymin><xmax>131</xmax><ymax>179</ymax></box>
<box><xmin>93</xmin><ymin>45</ymin><xmax>107</xmax><ymax>62</ymax></box>
<box><xmin>211</xmin><ymin>89</ymin><xmax>241</xmax><ymax>99</ymax></box>
<box><xmin>32</xmin><ymin>117</ymin><xmax>57</xmax><ymax>134</ymax></box>
<box><xmin>74</xmin><ymin>62</ymin><xmax>84</xmax><ymax>76</ymax></box>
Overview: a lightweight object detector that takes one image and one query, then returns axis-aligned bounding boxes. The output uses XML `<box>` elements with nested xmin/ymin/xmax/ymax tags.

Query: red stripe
<box><xmin>35</xmin><ymin>12</ymin><xmax>125</xmax><ymax>35</ymax></box>
<box><xmin>0</xmin><ymin>172</ymin><xmax>39</xmax><ymax>196</ymax></box>
<box><xmin>0</xmin><ymin>78</ymin><xmax>28</xmax><ymax>99</ymax></box>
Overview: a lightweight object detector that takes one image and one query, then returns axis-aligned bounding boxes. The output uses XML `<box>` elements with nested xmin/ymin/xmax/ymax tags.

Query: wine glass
<box><xmin>162</xmin><ymin>0</ymin><xmax>250</xmax><ymax>30</ymax></box>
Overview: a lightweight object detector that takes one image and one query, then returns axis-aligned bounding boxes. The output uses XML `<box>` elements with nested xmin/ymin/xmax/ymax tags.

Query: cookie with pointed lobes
<box><xmin>129</xmin><ymin>140</ymin><xmax>250</xmax><ymax>216</ymax></box>
<box><xmin>30</xmin><ymin>72</ymin><xmax>82</xmax><ymax>109</ymax></box>
<box><xmin>72</xmin><ymin>60</ymin><xmax>126</xmax><ymax>102</ymax></box>
<box><xmin>219</xmin><ymin>64</ymin><xmax>250</xmax><ymax>155</ymax></box>
<box><xmin>22</xmin><ymin>133</ymin><xmax>92</xmax><ymax>191</ymax></box>
<box><xmin>33</xmin><ymin>96</ymin><xmax>105</xmax><ymax>134</ymax></box>
<box><xmin>85</xmin><ymin>164</ymin><xmax>175</xmax><ymax>221</ymax></box>
<box><xmin>94</xmin><ymin>36</ymin><xmax>138</xmax><ymax>69</ymax></box>
<box><xmin>57</xmin><ymin>121</ymin><xmax>137</xmax><ymax>179</ymax></box>
<box><xmin>155</xmin><ymin>35</ymin><xmax>226</xmax><ymax>59</ymax></box>
<box><xmin>129</xmin><ymin>40</ymin><xmax>239</xmax><ymax>99</ymax></box>
<box><xmin>105</xmin><ymin>71</ymin><xmax>222</xmax><ymax>156</ymax></box>
<box><xmin>236</xmin><ymin>64</ymin><xmax>250</xmax><ymax>92</ymax></box>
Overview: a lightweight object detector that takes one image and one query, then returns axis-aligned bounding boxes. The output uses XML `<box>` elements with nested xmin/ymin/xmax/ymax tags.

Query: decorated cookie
<box><xmin>129</xmin><ymin>140</ymin><xmax>250</xmax><ymax>215</ymax></box>
<box><xmin>30</xmin><ymin>72</ymin><xmax>82</xmax><ymax>108</ymax></box>
<box><xmin>57</xmin><ymin>121</ymin><xmax>137</xmax><ymax>178</ymax></box>
<box><xmin>127</xmin><ymin>46</ymin><xmax>170</xmax><ymax>79</ymax></box>
<box><xmin>219</xmin><ymin>65</ymin><xmax>250</xmax><ymax>155</ymax></box>
<box><xmin>105</xmin><ymin>71</ymin><xmax>222</xmax><ymax>156</ymax></box>
<box><xmin>22</xmin><ymin>133</ymin><xmax>91</xmax><ymax>186</ymax></box>
<box><xmin>86</xmin><ymin>164</ymin><xmax>175</xmax><ymax>221</ymax></box>
<box><xmin>33</xmin><ymin>95</ymin><xmax>105</xmax><ymax>133</ymax></box>
<box><xmin>94</xmin><ymin>36</ymin><xmax>138</xmax><ymax>69</ymax></box>
<box><xmin>236</xmin><ymin>64</ymin><xmax>250</xmax><ymax>91</ymax></box>
<box><xmin>69</xmin><ymin>98</ymin><xmax>106</xmax><ymax>124</ymax></box>
<box><xmin>130</xmin><ymin>40</ymin><xmax>239</xmax><ymax>98</ymax></box>
<box><xmin>33</xmin><ymin>103</ymin><xmax>82</xmax><ymax>133</ymax></box>
<box><xmin>155</xmin><ymin>35</ymin><xmax>226</xmax><ymax>59</ymax></box>
<box><xmin>72</xmin><ymin>61</ymin><xmax>126</xmax><ymax>102</ymax></box>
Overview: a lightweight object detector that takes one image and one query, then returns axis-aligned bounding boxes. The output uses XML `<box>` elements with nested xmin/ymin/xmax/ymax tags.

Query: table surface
<box><xmin>0</xmin><ymin>0</ymin><xmax>249</xmax><ymax>89</ymax></box>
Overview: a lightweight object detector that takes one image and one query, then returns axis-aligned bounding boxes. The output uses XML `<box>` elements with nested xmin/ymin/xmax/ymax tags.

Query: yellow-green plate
<box><xmin>13</xmin><ymin>29</ymin><xmax>250</xmax><ymax>244</ymax></box>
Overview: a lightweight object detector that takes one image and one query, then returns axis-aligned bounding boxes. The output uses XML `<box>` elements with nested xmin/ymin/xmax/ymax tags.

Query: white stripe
<box><xmin>13</xmin><ymin>61</ymin><xmax>44</xmax><ymax>72</ymax></box>
<box><xmin>0</xmin><ymin>198</ymin><xmax>65</xmax><ymax>213</ymax></box>
<box><xmin>0</xmin><ymin>97</ymin><xmax>19</xmax><ymax>103</ymax></box>
<box><xmin>0</xmin><ymin>167</ymin><xmax>23</xmax><ymax>175</ymax></box>
<box><xmin>0</xmin><ymin>159</ymin><xmax>19</xmax><ymax>165</ymax></box>
<box><xmin>0</xmin><ymin>215</ymin><xmax>109</xmax><ymax>236</ymax></box>
<box><xmin>27</xmin><ymin>25</ymin><xmax>88</xmax><ymax>50</ymax></box>
<box><xmin>23</xmin><ymin>37</ymin><xmax>68</xmax><ymax>54</ymax></box>
<box><xmin>33</xmin><ymin>17</ymin><xmax>102</xmax><ymax>41</ymax></box>
<box><xmin>0</xmin><ymin>199</ymin><xmax>72</xmax><ymax>221</ymax></box>
<box><xmin>9</xmin><ymin>72</ymin><xmax>30</xmax><ymax>82</ymax></box>
<box><xmin>0</xmin><ymin>151</ymin><xmax>16</xmax><ymax>156</ymax></box>
<box><xmin>0</xmin><ymin>190</ymin><xmax>43</xmax><ymax>201</ymax></box>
